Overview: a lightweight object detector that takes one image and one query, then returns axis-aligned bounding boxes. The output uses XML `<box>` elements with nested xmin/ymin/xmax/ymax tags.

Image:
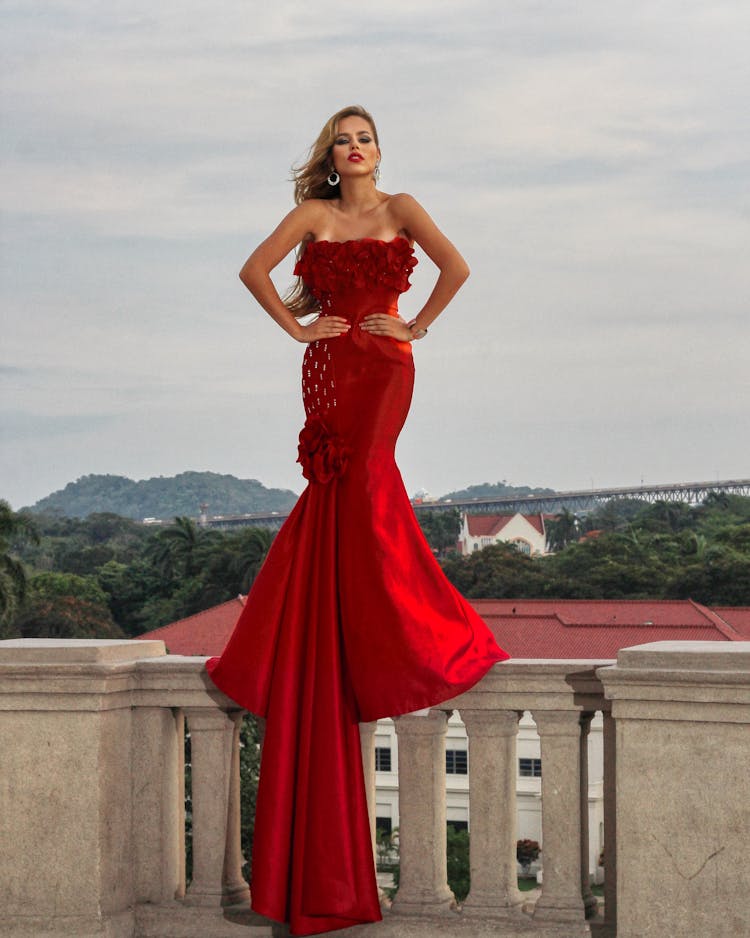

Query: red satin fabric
<box><xmin>206</xmin><ymin>238</ymin><xmax>509</xmax><ymax>936</ymax></box>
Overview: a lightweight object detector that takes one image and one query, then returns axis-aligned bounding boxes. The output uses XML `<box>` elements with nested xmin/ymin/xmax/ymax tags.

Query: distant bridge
<box><xmin>189</xmin><ymin>478</ymin><xmax>749</xmax><ymax>529</ymax></box>
<box><xmin>411</xmin><ymin>478</ymin><xmax>750</xmax><ymax>518</ymax></box>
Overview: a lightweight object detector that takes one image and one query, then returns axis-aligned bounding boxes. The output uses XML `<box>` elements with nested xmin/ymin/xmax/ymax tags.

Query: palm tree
<box><xmin>232</xmin><ymin>528</ymin><xmax>273</xmax><ymax>592</ymax></box>
<box><xmin>147</xmin><ymin>516</ymin><xmax>218</xmax><ymax>580</ymax></box>
<box><xmin>0</xmin><ymin>500</ymin><xmax>39</xmax><ymax>631</ymax></box>
<box><xmin>545</xmin><ymin>509</ymin><xmax>579</xmax><ymax>553</ymax></box>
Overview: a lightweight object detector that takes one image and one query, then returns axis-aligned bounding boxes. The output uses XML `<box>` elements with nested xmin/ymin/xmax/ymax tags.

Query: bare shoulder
<box><xmin>386</xmin><ymin>193</ymin><xmax>441</xmax><ymax>242</ymax></box>
<box><xmin>385</xmin><ymin>192</ymin><xmax>464</xmax><ymax>268</ymax></box>
<box><xmin>291</xmin><ymin>198</ymin><xmax>329</xmax><ymax>231</ymax></box>
<box><xmin>387</xmin><ymin>192</ymin><xmax>423</xmax><ymax>217</ymax></box>
<box><xmin>387</xmin><ymin>192</ymin><xmax>435</xmax><ymax>230</ymax></box>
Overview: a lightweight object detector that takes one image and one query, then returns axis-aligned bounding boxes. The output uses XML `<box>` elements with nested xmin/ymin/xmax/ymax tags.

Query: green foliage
<box><xmin>442</xmin><ymin>543</ymin><xmax>549</xmax><ymax>599</ymax></box>
<box><xmin>545</xmin><ymin>508</ymin><xmax>580</xmax><ymax>552</ymax></box>
<box><xmin>5</xmin><ymin>492</ymin><xmax>749</xmax><ymax>640</ymax></box>
<box><xmin>418</xmin><ymin>508</ymin><xmax>461</xmax><ymax>556</ymax></box>
<box><xmin>1</xmin><ymin>507</ymin><xmax>274</xmax><ymax>637</ymax></box>
<box><xmin>13</xmin><ymin>571</ymin><xmax>124</xmax><ymax>639</ymax></box>
<box><xmin>239</xmin><ymin>716</ymin><xmax>262</xmax><ymax>880</ymax></box>
<box><xmin>442</xmin><ymin>496</ymin><xmax>750</xmax><ymax>605</ymax></box>
<box><xmin>446</xmin><ymin>825</ymin><xmax>471</xmax><ymax>902</ymax></box>
<box><xmin>28</xmin><ymin>472</ymin><xmax>298</xmax><ymax>520</ymax></box>
<box><xmin>0</xmin><ymin>501</ymin><xmax>39</xmax><ymax>634</ymax></box>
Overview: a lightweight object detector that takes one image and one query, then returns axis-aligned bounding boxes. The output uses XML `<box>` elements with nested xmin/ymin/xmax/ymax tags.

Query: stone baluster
<box><xmin>183</xmin><ymin>707</ymin><xmax>236</xmax><ymax>906</ymax></box>
<box><xmin>222</xmin><ymin>711</ymin><xmax>251</xmax><ymax>907</ymax></box>
<box><xmin>359</xmin><ymin>721</ymin><xmax>378</xmax><ymax>857</ymax></box>
<box><xmin>532</xmin><ymin>709</ymin><xmax>587</xmax><ymax>925</ymax></box>
<box><xmin>602</xmin><ymin>710</ymin><xmax>617</xmax><ymax>928</ymax></box>
<box><xmin>132</xmin><ymin>706</ymin><xmax>184</xmax><ymax>903</ymax></box>
<box><xmin>461</xmin><ymin>708</ymin><xmax>524</xmax><ymax>919</ymax></box>
<box><xmin>391</xmin><ymin>710</ymin><xmax>455</xmax><ymax>915</ymax></box>
<box><xmin>579</xmin><ymin>713</ymin><xmax>598</xmax><ymax>919</ymax></box>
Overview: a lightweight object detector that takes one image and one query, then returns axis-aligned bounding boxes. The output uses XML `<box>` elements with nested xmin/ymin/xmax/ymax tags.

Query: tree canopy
<box><xmin>2</xmin><ymin>494</ymin><xmax>748</xmax><ymax>641</ymax></box>
<box><xmin>442</xmin><ymin>496</ymin><xmax>750</xmax><ymax>604</ymax></box>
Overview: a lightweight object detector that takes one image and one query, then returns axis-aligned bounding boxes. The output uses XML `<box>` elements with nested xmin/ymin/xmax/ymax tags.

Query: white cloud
<box><xmin>2</xmin><ymin>0</ymin><xmax>749</xmax><ymax>507</ymax></box>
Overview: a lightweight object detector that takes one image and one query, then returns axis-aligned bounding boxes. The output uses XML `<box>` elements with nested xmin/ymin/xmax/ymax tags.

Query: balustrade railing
<box><xmin>2</xmin><ymin>638</ymin><xmax>748</xmax><ymax>938</ymax></box>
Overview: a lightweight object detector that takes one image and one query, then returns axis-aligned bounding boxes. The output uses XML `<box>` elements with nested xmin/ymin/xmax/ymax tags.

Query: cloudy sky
<box><xmin>2</xmin><ymin>1</ymin><xmax>748</xmax><ymax>511</ymax></box>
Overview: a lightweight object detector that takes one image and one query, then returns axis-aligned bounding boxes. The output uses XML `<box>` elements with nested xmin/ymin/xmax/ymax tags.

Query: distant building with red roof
<box><xmin>137</xmin><ymin>596</ymin><xmax>749</xmax><ymax>660</ymax></box>
<box><xmin>458</xmin><ymin>512</ymin><xmax>551</xmax><ymax>557</ymax></box>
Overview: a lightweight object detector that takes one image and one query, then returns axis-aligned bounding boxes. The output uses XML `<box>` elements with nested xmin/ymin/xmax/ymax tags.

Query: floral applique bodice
<box><xmin>294</xmin><ymin>236</ymin><xmax>417</xmax><ymax>303</ymax></box>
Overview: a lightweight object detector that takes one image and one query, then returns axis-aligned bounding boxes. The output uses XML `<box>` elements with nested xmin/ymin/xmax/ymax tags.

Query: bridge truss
<box><xmin>411</xmin><ymin>478</ymin><xmax>750</xmax><ymax>518</ymax></box>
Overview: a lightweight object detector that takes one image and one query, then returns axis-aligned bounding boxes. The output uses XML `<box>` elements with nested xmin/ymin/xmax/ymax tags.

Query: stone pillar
<box><xmin>222</xmin><ymin>711</ymin><xmax>251</xmax><ymax>907</ymax></box>
<box><xmin>391</xmin><ymin>710</ymin><xmax>455</xmax><ymax>915</ymax></box>
<box><xmin>0</xmin><ymin>638</ymin><xmax>165</xmax><ymax>938</ymax></box>
<box><xmin>132</xmin><ymin>706</ymin><xmax>184</xmax><ymax>903</ymax></box>
<box><xmin>601</xmin><ymin>710</ymin><xmax>617</xmax><ymax>929</ymax></box>
<box><xmin>599</xmin><ymin>641</ymin><xmax>750</xmax><ymax>938</ymax></box>
<box><xmin>184</xmin><ymin>707</ymin><xmax>236</xmax><ymax>907</ymax></box>
<box><xmin>579</xmin><ymin>712</ymin><xmax>598</xmax><ymax>919</ymax></box>
<box><xmin>461</xmin><ymin>708</ymin><xmax>524</xmax><ymax>918</ymax></box>
<box><xmin>532</xmin><ymin>709</ymin><xmax>587</xmax><ymax>925</ymax></box>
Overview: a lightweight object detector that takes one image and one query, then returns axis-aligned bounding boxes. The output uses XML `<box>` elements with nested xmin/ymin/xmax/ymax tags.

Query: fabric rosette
<box><xmin>293</xmin><ymin>237</ymin><xmax>417</xmax><ymax>300</ymax></box>
<box><xmin>297</xmin><ymin>414</ymin><xmax>349</xmax><ymax>484</ymax></box>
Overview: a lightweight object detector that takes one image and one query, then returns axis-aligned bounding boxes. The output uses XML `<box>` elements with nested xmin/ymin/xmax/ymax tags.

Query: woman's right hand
<box><xmin>294</xmin><ymin>316</ymin><xmax>351</xmax><ymax>343</ymax></box>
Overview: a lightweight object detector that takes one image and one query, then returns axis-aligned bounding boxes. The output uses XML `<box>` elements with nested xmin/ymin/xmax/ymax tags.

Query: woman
<box><xmin>207</xmin><ymin>105</ymin><xmax>509</xmax><ymax>936</ymax></box>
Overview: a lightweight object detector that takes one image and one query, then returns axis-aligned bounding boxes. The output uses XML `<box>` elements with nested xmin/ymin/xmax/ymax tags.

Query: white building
<box><xmin>458</xmin><ymin>512</ymin><xmax>549</xmax><ymax>556</ymax></box>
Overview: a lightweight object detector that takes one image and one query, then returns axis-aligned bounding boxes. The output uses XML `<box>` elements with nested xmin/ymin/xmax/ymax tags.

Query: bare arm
<box><xmin>239</xmin><ymin>202</ymin><xmax>350</xmax><ymax>343</ymax></box>
<box><xmin>360</xmin><ymin>193</ymin><xmax>470</xmax><ymax>341</ymax></box>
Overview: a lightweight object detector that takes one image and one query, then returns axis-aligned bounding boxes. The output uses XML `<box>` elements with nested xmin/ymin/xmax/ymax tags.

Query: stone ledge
<box><xmin>615</xmin><ymin>640</ymin><xmax>750</xmax><ymax>672</ymax></box>
<box><xmin>0</xmin><ymin>638</ymin><xmax>166</xmax><ymax>664</ymax></box>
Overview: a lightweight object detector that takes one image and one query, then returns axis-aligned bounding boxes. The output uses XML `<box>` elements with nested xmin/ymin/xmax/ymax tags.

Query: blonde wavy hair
<box><xmin>284</xmin><ymin>105</ymin><xmax>380</xmax><ymax>318</ymax></box>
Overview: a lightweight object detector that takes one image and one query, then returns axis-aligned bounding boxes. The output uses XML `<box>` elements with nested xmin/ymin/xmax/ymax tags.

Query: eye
<box><xmin>334</xmin><ymin>136</ymin><xmax>349</xmax><ymax>145</ymax></box>
<box><xmin>358</xmin><ymin>135</ymin><xmax>372</xmax><ymax>143</ymax></box>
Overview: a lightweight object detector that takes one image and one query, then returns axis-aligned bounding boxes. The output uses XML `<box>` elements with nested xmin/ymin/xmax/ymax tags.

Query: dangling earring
<box><xmin>374</xmin><ymin>161</ymin><xmax>381</xmax><ymax>183</ymax></box>
<box><xmin>327</xmin><ymin>170</ymin><xmax>340</xmax><ymax>186</ymax></box>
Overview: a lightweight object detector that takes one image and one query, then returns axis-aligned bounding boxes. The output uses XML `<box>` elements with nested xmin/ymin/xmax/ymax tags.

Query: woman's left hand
<box><xmin>359</xmin><ymin>313</ymin><xmax>413</xmax><ymax>341</ymax></box>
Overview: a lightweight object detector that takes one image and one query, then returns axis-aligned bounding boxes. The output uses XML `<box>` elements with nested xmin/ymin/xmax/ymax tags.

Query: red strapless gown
<box><xmin>206</xmin><ymin>237</ymin><xmax>509</xmax><ymax>936</ymax></box>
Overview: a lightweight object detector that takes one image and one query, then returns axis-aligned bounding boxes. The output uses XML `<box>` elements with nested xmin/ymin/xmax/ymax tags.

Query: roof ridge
<box><xmin>688</xmin><ymin>598</ymin><xmax>741</xmax><ymax>639</ymax></box>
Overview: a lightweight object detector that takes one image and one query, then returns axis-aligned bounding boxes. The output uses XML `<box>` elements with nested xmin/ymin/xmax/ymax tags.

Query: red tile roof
<box><xmin>465</xmin><ymin>513</ymin><xmax>547</xmax><ymax>537</ymax></box>
<box><xmin>466</xmin><ymin>514</ymin><xmax>514</xmax><ymax>536</ymax></box>
<box><xmin>136</xmin><ymin>596</ymin><xmax>750</xmax><ymax>661</ymax></box>
<box><xmin>523</xmin><ymin>515</ymin><xmax>546</xmax><ymax>535</ymax></box>
<box><xmin>473</xmin><ymin>599</ymin><xmax>747</xmax><ymax>658</ymax></box>
<box><xmin>136</xmin><ymin>596</ymin><xmax>246</xmax><ymax>656</ymax></box>
<box><xmin>713</xmin><ymin>607</ymin><xmax>750</xmax><ymax>638</ymax></box>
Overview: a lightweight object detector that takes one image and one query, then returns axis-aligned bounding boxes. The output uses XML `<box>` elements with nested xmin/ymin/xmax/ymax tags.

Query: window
<box><xmin>519</xmin><ymin>757</ymin><xmax>541</xmax><ymax>777</ymax></box>
<box><xmin>376</xmin><ymin>817</ymin><xmax>392</xmax><ymax>835</ymax></box>
<box><xmin>447</xmin><ymin>820</ymin><xmax>468</xmax><ymax>832</ymax></box>
<box><xmin>375</xmin><ymin>747</ymin><xmax>392</xmax><ymax>772</ymax></box>
<box><xmin>446</xmin><ymin>749</ymin><xmax>468</xmax><ymax>774</ymax></box>
<box><xmin>511</xmin><ymin>538</ymin><xmax>532</xmax><ymax>555</ymax></box>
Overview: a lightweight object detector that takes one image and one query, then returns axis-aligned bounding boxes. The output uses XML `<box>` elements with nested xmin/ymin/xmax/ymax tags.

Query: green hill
<box><xmin>441</xmin><ymin>480</ymin><xmax>556</xmax><ymax>501</ymax></box>
<box><xmin>27</xmin><ymin>472</ymin><xmax>299</xmax><ymax>520</ymax></box>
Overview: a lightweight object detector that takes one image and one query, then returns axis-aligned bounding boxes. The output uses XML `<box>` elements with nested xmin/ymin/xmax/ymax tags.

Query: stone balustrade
<box><xmin>1</xmin><ymin>638</ymin><xmax>749</xmax><ymax>938</ymax></box>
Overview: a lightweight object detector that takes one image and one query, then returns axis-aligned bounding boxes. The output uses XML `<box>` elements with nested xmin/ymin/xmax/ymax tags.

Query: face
<box><xmin>331</xmin><ymin>115</ymin><xmax>380</xmax><ymax>180</ymax></box>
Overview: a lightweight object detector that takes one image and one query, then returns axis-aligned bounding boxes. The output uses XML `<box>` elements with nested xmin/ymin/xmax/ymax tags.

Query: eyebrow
<box><xmin>335</xmin><ymin>130</ymin><xmax>372</xmax><ymax>137</ymax></box>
